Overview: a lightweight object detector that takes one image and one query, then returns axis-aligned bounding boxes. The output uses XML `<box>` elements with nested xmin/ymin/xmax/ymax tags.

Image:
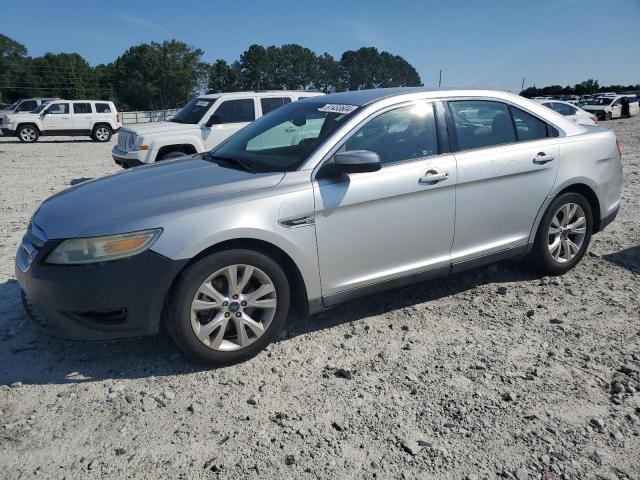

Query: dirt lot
<box><xmin>0</xmin><ymin>119</ymin><xmax>639</xmax><ymax>480</ymax></box>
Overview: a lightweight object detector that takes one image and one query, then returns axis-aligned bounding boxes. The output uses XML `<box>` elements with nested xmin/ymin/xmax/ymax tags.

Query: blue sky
<box><xmin>1</xmin><ymin>0</ymin><xmax>639</xmax><ymax>92</ymax></box>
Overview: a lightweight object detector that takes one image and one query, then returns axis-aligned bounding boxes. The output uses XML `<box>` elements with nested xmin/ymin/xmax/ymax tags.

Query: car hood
<box><xmin>33</xmin><ymin>158</ymin><xmax>285</xmax><ymax>239</ymax></box>
<box><xmin>122</xmin><ymin>121</ymin><xmax>199</xmax><ymax>136</ymax></box>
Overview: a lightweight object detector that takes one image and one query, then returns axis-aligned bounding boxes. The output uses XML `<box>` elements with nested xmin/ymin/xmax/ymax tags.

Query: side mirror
<box><xmin>317</xmin><ymin>150</ymin><xmax>382</xmax><ymax>178</ymax></box>
<box><xmin>205</xmin><ymin>114</ymin><xmax>221</xmax><ymax>127</ymax></box>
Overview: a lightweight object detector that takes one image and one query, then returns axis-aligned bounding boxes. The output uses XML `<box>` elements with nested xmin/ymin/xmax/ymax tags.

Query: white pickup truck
<box><xmin>112</xmin><ymin>91</ymin><xmax>324</xmax><ymax>168</ymax></box>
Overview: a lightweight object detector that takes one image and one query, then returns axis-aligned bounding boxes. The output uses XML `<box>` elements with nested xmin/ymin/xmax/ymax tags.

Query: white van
<box><xmin>112</xmin><ymin>91</ymin><xmax>324</xmax><ymax>168</ymax></box>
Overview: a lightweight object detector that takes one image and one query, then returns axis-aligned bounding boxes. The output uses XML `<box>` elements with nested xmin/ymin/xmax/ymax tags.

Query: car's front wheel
<box><xmin>529</xmin><ymin>192</ymin><xmax>593</xmax><ymax>275</ymax></box>
<box><xmin>165</xmin><ymin>249</ymin><xmax>290</xmax><ymax>366</ymax></box>
<box><xmin>18</xmin><ymin>125</ymin><xmax>39</xmax><ymax>143</ymax></box>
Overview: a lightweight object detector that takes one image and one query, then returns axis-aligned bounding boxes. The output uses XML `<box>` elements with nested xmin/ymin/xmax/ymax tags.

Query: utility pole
<box><xmin>521</xmin><ymin>76</ymin><xmax>525</xmax><ymax>92</ymax></box>
<box><xmin>438</xmin><ymin>70</ymin><xmax>442</xmax><ymax>88</ymax></box>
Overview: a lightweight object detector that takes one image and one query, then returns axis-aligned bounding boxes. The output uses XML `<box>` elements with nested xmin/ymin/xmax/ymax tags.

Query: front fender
<box><xmin>149</xmin><ymin>184</ymin><xmax>321</xmax><ymax>300</ymax></box>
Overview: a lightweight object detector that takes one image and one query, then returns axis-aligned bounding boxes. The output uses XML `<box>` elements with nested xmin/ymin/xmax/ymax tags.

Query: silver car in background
<box><xmin>16</xmin><ymin>88</ymin><xmax>623</xmax><ymax>365</ymax></box>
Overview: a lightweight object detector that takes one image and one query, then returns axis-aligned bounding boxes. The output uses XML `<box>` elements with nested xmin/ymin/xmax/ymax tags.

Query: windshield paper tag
<box><xmin>196</xmin><ymin>101</ymin><xmax>210</xmax><ymax>107</ymax></box>
<box><xmin>318</xmin><ymin>104</ymin><xmax>358</xmax><ymax>114</ymax></box>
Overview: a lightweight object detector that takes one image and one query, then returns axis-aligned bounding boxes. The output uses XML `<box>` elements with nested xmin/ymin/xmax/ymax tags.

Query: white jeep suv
<box><xmin>2</xmin><ymin>100</ymin><xmax>121</xmax><ymax>143</ymax></box>
<box><xmin>112</xmin><ymin>91</ymin><xmax>324</xmax><ymax>168</ymax></box>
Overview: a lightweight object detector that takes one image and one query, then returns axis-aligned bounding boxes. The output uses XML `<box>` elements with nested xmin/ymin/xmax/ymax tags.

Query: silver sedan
<box><xmin>16</xmin><ymin>88</ymin><xmax>623</xmax><ymax>365</ymax></box>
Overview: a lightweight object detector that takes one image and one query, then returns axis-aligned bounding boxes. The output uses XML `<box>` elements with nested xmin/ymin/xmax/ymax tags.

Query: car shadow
<box><xmin>0</xmin><ymin>138</ymin><xmax>96</xmax><ymax>144</ymax></box>
<box><xmin>602</xmin><ymin>245</ymin><xmax>640</xmax><ymax>273</ymax></box>
<box><xmin>0</xmin><ymin>259</ymin><xmax>539</xmax><ymax>387</ymax></box>
<box><xmin>69</xmin><ymin>177</ymin><xmax>93</xmax><ymax>186</ymax></box>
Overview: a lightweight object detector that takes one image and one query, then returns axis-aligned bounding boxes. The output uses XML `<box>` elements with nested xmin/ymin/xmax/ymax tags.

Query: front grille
<box><xmin>117</xmin><ymin>131</ymin><xmax>131</xmax><ymax>151</ymax></box>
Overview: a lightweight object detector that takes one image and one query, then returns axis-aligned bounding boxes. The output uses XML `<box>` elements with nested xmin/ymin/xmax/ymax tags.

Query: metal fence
<box><xmin>119</xmin><ymin>108</ymin><xmax>179</xmax><ymax>125</ymax></box>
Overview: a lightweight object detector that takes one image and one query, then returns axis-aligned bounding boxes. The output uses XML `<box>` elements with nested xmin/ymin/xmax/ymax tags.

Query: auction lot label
<box><xmin>318</xmin><ymin>104</ymin><xmax>358</xmax><ymax>114</ymax></box>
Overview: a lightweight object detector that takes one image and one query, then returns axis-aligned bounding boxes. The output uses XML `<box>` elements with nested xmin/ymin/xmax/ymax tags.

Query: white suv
<box><xmin>1</xmin><ymin>100</ymin><xmax>121</xmax><ymax>143</ymax></box>
<box><xmin>112</xmin><ymin>91</ymin><xmax>324</xmax><ymax>168</ymax></box>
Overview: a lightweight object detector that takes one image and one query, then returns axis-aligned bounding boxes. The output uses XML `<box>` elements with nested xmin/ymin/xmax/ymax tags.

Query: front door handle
<box><xmin>419</xmin><ymin>171</ymin><xmax>448</xmax><ymax>184</ymax></box>
<box><xmin>533</xmin><ymin>152</ymin><xmax>555</xmax><ymax>164</ymax></box>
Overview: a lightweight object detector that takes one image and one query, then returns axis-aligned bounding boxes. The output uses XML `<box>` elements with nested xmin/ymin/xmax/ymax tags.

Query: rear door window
<box><xmin>509</xmin><ymin>106</ymin><xmax>549</xmax><ymax>141</ymax></box>
<box><xmin>214</xmin><ymin>99</ymin><xmax>256</xmax><ymax>124</ymax></box>
<box><xmin>448</xmin><ymin>100</ymin><xmax>515</xmax><ymax>150</ymax></box>
<box><xmin>261</xmin><ymin>97</ymin><xmax>291</xmax><ymax>115</ymax></box>
<box><xmin>73</xmin><ymin>103</ymin><xmax>92</xmax><ymax>114</ymax></box>
<box><xmin>95</xmin><ymin>103</ymin><xmax>112</xmax><ymax>113</ymax></box>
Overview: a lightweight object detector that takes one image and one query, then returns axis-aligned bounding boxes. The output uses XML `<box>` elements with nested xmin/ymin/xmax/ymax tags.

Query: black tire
<box><xmin>165</xmin><ymin>249</ymin><xmax>290</xmax><ymax>366</ymax></box>
<box><xmin>17</xmin><ymin>124</ymin><xmax>39</xmax><ymax>143</ymax></box>
<box><xmin>157</xmin><ymin>151</ymin><xmax>186</xmax><ymax>161</ymax></box>
<box><xmin>529</xmin><ymin>192</ymin><xmax>593</xmax><ymax>275</ymax></box>
<box><xmin>92</xmin><ymin>124</ymin><xmax>112</xmax><ymax>142</ymax></box>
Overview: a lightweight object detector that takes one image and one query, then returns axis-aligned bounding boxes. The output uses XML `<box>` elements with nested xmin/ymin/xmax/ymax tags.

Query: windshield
<box><xmin>6</xmin><ymin>101</ymin><xmax>18</xmax><ymax>111</ymax></box>
<box><xmin>586</xmin><ymin>97</ymin><xmax>613</xmax><ymax>106</ymax></box>
<box><xmin>31</xmin><ymin>104</ymin><xmax>47</xmax><ymax>113</ymax></box>
<box><xmin>210</xmin><ymin>101</ymin><xmax>360</xmax><ymax>172</ymax></box>
<box><xmin>170</xmin><ymin>97</ymin><xmax>217</xmax><ymax>124</ymax></box>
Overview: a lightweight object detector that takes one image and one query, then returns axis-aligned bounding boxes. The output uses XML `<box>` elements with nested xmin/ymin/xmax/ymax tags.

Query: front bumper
<box><xmin>2</xmin><ymin>127</ymin><xmax>16</xmax><ymax>136</ymax></box>
<box><xmin>15</xmin><ymin>235</ymin><xmax>187</xmax><ymax>341</ymax></box>
<box><xmin>112</xmin><ymin>146</ymin><xmax>148</xmax><ymax>168</ymax></box>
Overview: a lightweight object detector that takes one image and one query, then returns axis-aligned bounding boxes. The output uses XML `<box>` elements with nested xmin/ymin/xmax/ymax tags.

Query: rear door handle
<box><xmin>533</xmin><ymin>152</ymin><xmax>555</xmax><ymax>164</ymax></box>
<box><xmin>419</xmin><ymin>171</ymin><xmax>448</xmax><ymax>184</ymax></box>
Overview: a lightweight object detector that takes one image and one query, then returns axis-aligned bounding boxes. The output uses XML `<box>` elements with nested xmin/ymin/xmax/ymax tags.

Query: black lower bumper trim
<box><xmin>16</xmin><ymin>249</ymin><xmax>188</xmax><ymax>341</ymax></box>
<box><xmin>113</xmin><ymin>155</ymin><xmax>144</xmax><ymax>169</ymax></box>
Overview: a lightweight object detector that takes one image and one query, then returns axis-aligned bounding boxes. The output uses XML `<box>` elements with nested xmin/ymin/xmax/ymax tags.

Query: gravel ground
<box><xmin>0</xmin><ymin>120</ymin><xmax>639</xmax><ymax>480</ymax></box>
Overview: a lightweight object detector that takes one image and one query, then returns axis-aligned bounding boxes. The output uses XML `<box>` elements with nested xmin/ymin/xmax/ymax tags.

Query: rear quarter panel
<box><xmin>553</xmin><ymin>128</ymin><xmax>623</xmax><ymax>220</ymax></box>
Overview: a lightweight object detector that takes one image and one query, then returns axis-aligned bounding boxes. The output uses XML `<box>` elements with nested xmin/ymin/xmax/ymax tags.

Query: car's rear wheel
<box><xmin>18</xmin><ymin>125</ymin><xmax>39</xmax><ymax>143</ymax></box>
<box><xmin>92</xmin><ymin>125</ymin><xmax>112</xmax><ymax>142</ymax></box>
<box><xmin>165</xmin><ymin>249</ymin><xmax>290</xmax><ymax>366</ymax></box>
<box><xmin>529</xmin><ymin>192</ymin><xmax>593</xmax><ymax>275</ymax></box>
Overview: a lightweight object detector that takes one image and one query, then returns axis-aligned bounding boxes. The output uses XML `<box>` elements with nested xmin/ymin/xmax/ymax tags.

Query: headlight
<box><xmin>46</xmin><ymin>229</ymin><xmax>162</xmax><ymax>265</ymax></box>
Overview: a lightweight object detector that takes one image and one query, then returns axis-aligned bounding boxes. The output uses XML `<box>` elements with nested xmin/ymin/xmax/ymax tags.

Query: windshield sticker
<box><xmin>318</xmin><ymin>104</ymin><xmax>358</xmax><ymax>114</ymax></box>
<box><xmin>196</xmin><ymin>101</ymin><xmax>210</xmax><ymax>107</ymax></box>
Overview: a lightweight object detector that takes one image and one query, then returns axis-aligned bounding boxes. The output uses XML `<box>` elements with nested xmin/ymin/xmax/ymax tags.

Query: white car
<box><xmin>0</xmin><ymin>98</ymin><xmax>58</xmax><ymax>133</ymax></box>
<box><xmin>536</xmin><ymin>99</ymin><xmax>598</xmax><ymax>126</ymax></box>
<box><xmin>112</xmin><ymin>91</ymin><xmax>324</xmax><ymax>168</ymax></box>
<box><xmin>1</xmin><ymin>100</ymin><xmax>121</xmax><ymax>143</ymax></box>
<box><xmin>581</xmin><ymin>95</ymin><xmax>640</xmax><ymax>120</ymax></box>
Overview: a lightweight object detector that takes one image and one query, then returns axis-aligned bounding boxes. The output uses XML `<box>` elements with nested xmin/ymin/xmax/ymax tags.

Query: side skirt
<box><xmin>42</xmin><ymin>129</ymin><xmax>92</xmax><ymax>136</ymax></box>
<box><xmin>307</xmin><ymin>244</ymin><xmax>530</xmax><ymax>315</ymax></box>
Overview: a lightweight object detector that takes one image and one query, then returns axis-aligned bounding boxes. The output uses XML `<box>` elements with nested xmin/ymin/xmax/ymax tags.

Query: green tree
<box><xmin>238</xmin><ymin>44</ymin><xmax>270</xmax><ymax>90</ymax></box>
<box><xmin>112</xmin><ymin>40</ymin><xmax>207</xmax><ymax>110</ymax></box>
<box><xmin>339</xmin><ymin>47</ymin><xmax>421</xmax><ymax>90</ymax></box>
<box><xmin>311</xmin><ymin>53</ymin><xmax>341</xmax><ymax>93</ymax></box>
<box><xmin>0</xmin><ymin>34</ymin><xmax>28</xmax><ymax>102</ymax></box>
<box><xmin>207</xmin><ymin>59</ymin><xmax>242</xmax><ymax>93</ymax></box>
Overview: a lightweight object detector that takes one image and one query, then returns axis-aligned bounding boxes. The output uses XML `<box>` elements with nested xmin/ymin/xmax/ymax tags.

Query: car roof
<box><xmin>297</xmin><ymin>87</ymin><xmax>543</xmax><ymax>107</ymax></box>
<box><xmin>199</xmin><ymin>90</ymin><xmax>323</xmax><ymax>99</ymax></box>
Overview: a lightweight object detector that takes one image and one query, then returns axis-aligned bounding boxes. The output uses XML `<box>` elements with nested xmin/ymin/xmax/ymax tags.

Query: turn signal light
<box><xmin>139</xmin><ymin>145</ymin><xmax>149</xmax><ymax>151</ymax></box>
<box><xmin>103</xmin><ymin>236</ymin><xmax>149</xmax><ymax>254</ymax></box>
<box><xmin>616</xmin><ymin>140</ymin><xmax>622</xmax><ymax>158</ymax></box>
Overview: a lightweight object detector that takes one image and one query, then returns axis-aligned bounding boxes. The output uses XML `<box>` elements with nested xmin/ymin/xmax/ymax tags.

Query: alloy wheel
<box><xmin>190</xmin><ymin>264</ymin><xmax>277</xmax><ymax>351</ymax></box>
<box><xmin>20</xmin><ymin>127</ymin><xmax>37</xmax><ymax>142</ymax></box>
<box><xmin>96</xmin><ymin>127</ymin><xmax>110</xmax><ymax>141</ymax></box>
<box><xmin>547</xmin><ymin>202</ymin><xmax>587</xmax><ymax>263</ymax></box>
